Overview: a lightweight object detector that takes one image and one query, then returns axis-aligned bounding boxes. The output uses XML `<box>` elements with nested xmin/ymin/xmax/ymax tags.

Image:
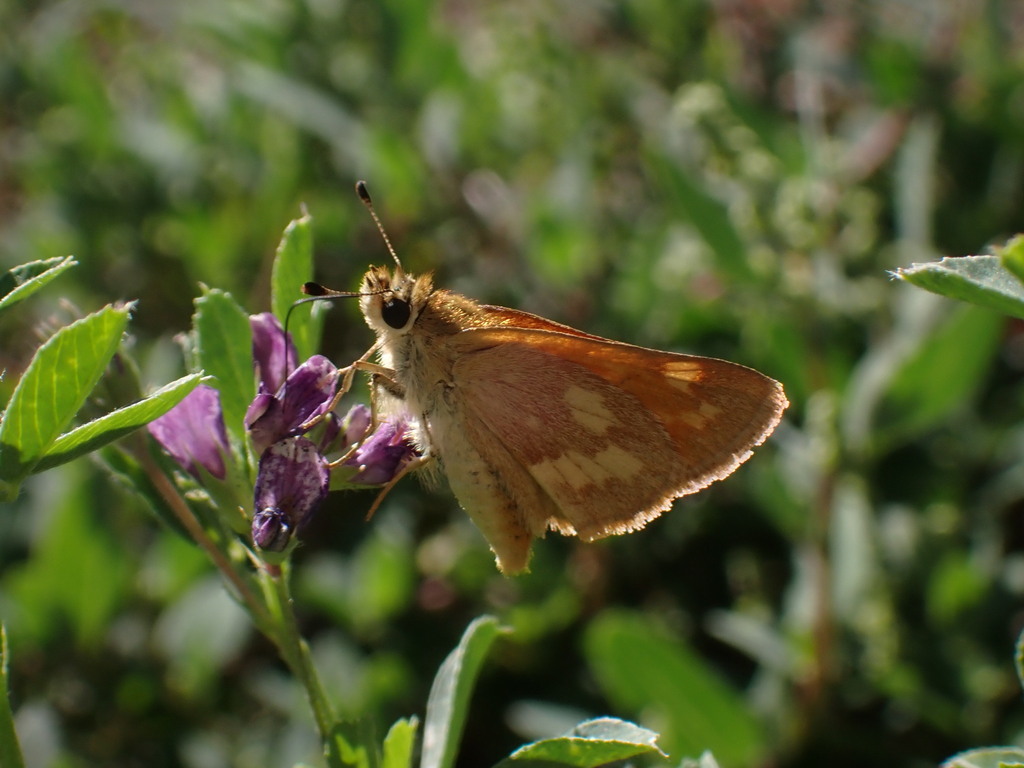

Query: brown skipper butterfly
<box><xmin>315</xmin><ymin>182</ymin><xmax>787</xmax><ymax>573</ymax></box>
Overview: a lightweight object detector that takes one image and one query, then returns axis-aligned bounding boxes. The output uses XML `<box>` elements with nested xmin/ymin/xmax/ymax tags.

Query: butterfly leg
<box><xmin>367</xmin><ymin>370</ymin><xmax>405</xmax><ymax>423</ymax></box>
<box><xmin>320</xmin><ymin>362</ymin><xmax>429</xmax><ymax>520</ymax></box>
<box><xmin>363</xmin><ymin>453</ymin><xmax>433</xmax><ymax>521</ymax></box>
<box><xmin>323</xmin><ymin>352</ymin><xmax>408</xmax><ymax>469</ymax></box>
<box><xmin>297</xmin><ymin>342</ymin><xmax>382</xmax><ymax>433</ymax></box>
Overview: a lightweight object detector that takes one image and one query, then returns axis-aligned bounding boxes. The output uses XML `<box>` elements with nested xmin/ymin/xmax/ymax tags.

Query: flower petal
<box><xmin>251</xmin><ymin>312</ymin><xmax>298</xmax><ymax>395</ymax></box>
<box><xmin>343</xmin><ymin>417</ymin><xmax>418</xmax><ymax>486</ymax></box>
<box><xmin>147</xmin><ymin>384</ymin><xmax>229</xmax><ymax>479</ymax></box>
<box><xmin>245</xmin><ymin>355</ymin><xmax>338</xmax><ymax>454</ymax></box>
<box><xmin>340</xmin><ymin>404</ymin><xmax>371</xmax><ymax>448</ymax></box>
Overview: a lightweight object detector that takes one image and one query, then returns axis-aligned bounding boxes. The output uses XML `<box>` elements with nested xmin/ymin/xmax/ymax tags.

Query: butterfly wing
<box><xmin>476</xmin><ymin>304</ymin><xmax>611</xmax><ymax>340</ymax></box>
<box><xmin>448</xmin><ymin>326</ymin><xmax>787</xmax><ymax>555</ymax></box>
<box><xmin>430</xmin><ymin>384</ymin><xmax>562</xmax><ymax>573</ymax></box>
<box><xmin>473</xmin><ymin>306</ymin><xmax>788</xmax><ymax>467</ymax></box>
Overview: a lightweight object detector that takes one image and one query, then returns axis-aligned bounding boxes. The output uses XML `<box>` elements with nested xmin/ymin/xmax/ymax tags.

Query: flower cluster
<box><xmin>147</xmin><ymin>312</ymin><xmax>418</xmax><ymax>553</ymax></box>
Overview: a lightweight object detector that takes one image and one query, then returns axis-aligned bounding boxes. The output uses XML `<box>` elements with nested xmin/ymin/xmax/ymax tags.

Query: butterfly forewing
<box><xmin>527</xmin><ymin>333</ymin><xmax>788</xmax><ymax>485</ymax></box>
<box><xmin>467</xmin><ymin>310</ymin><xmax>787</xmax><ymax>482</ymax></box>
<box><xmin>456</xmin><ymin>326</ymin><xmax>786</xmax><ymax>476</ymax></box>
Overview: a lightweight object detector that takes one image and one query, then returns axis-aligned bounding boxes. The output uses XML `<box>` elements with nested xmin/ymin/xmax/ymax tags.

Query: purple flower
<box><xmin>340</xmin><ymin>404</ymin><xmax>372</xmax><ymax>447</ymax></box>
<box><xmin>246</xmin><ymin>318</ymin><xmax>339</xmax><ymax>549</ymax></box>
<box><xmin>338</xmin><ymin>412</ymin><xmax>418</xmax><ymax>486</ymax></box>
<box><xmin>147</xmin><ymin>385</ymin><xmax>230</xmax><ymax>479</ymax></box>
<box><xmin>251</xmin><ymin>312</ymin><xmax>298</xmax><ymax>395</ymax></box>
<box><xmin>245</xmin><ymin>355</ymin><xmax>339</xmax><ymax>455</ymax></box>
<box><xmin>252</xmin><ymin>436</ymin><xmax>329</xmax><ymax>551</ymax></box>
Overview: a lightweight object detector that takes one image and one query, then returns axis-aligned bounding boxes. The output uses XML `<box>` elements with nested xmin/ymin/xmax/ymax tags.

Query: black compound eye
<box><xmin>381</xmin><ymin>297</ymin><xmax>411</xmax><ymax>329</ymax></box>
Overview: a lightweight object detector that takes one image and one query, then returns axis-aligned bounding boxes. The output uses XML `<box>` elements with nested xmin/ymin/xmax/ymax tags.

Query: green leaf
<box><xmin>0</xmin><ymin>627</ymin><xmax>25</xmax><ymax>768</ymax></box>
<box><xmin>0</xmin><ymin>304</ymin><xmax>131</xmax><ymax>500</ymax></box>
<box><xmin>584</xmin><ymin>610</ymin><xmax>765</xmax><ymax>767</ymax></box>
<box><xmin>494</xmin><ymin>717</ymin><xmax>665</xmax><ymax>768</ymax></box>
<box><xmin>271</xmin><ymin>210</ymin><xmax>324</xmax><ymax>361</ymax></box>
<box><xmin>421</xmin><ymin>615</ymin><xmax>507</xmax><ymax>768</ymax></box>
<box><xmin>895</xmin><ymin>255</ymin><xmax>1024</xmax><ymax>319</ymax></box>
<box><xmin>381</xmin><ymin>718</ymin><xmax>418</xmax><ymax>768</ymax></box>
<box><xmin>34</xmin><ymin>374</ymin><xmax>202</xmax><ymax>473</ymax></box>
<box><xmin>0</xmin><ymin>256</ymin><xmax>77</xmax><ymax>312</ymax></box>
<box><xmin>193</xmin><ymin>288</ymin><xmax>254</xmax><ymax>441</ymax></box>
<box><xmin>328</xmin><ymin>719</ymin><xmax>378</xmax><ymax>768</ymax></box>
<box><xmin>1015</xmin><ymin>628</ymin><xmax>1024</xmax><ymax>697</ymax></box>
<box><xmin>941</xmin><ymin>747</ymin><xmax>1024</xmax><ymax>768</ymax></box>
<box><xmin>999</xmin><ymin>234</ymin><xmax>1024</xmax><ymax>284</ymax></box>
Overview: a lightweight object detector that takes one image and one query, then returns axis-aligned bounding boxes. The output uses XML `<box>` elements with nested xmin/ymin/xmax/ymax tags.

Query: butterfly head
<box><xmin>360</xmin><ymin>265</ymin><xmax>434</xmax><ymax>338</ymax></box>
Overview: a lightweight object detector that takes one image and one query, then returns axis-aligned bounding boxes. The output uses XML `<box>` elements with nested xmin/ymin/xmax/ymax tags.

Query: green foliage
<box><xmin>193</xmin><ymin>288</ymin><xmax>255</xmax><ymax>444</ymax></box>
<box><xmin>422</xmin><ymin>616</ymin><xmax>508</xmax><ymax>768</ymax></box>
<box><xmin>0</xmin><ymin>305</ymin><xmax>130</xmax><ymax>498</ymax></box>
<box><xmin>0</xmin><ymin>297</ymin><xmax>199</xmax><ymax>502</ymax></box>
<box><xmin>896</xmin><ymin>254</ymin><xmax>1024</xmax><ymax>319</ymax></box>
<box><xmin>272</xmin><ymin>210</ymin><xmax>326</xmax><ymax>362</ymax></box>
<box><xmin>875</xmin><ymin>304</ymin><xmax>1002</xmax><ymax>447</ymax></box>
<box><xmin>494</xmin><ymin>718</ymin><xmax>665</xmax><ymax>767</ymax></box>
<box><xmin>898</xmin><ymin>239</ymin><xmax>1024</xmax><ymax>766</ymax></box>
<box><xmin>35</xmin><ymin>373</ymin><xmax>202</xmax><ymax>472</ymax></box>
<box><xmin>4</xmin><ymin>463</ymin><xmax>131</xmax><ymax>651</ymax></box>
<box><xmin>0</xmin><ymin>627</ymin><xmax>25</xmax><ymax>768</ymax></box>
<box><xmin>4</xmin><ymin>2</ymin><xmax>1024</xmax><ymax>767</ymax></box>
<box><xmin>0</xmin><ymin>257</ymin><xmax>77</xmax><ymax>313</ymax></box>
<box><xmin>381</xmin><ymin>718</ymin><xmax>418</xmax><ymax>768</ymax></box>
<box><xmin>297</xmin><ymin>523</ymin><xmax>416</xmax><ymax>635</ymax></box>
<box><xmin>941</xmin><ymin>748</ymin><xmax>1024</xmax><ymax>768</ymax></box>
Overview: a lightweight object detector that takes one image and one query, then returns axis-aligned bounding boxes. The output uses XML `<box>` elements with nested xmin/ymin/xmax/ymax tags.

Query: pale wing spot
<box><xmin>677</xmin><ymin>410</ymin><xmax>707</xmax><ymax>428</ymax></box>
<box><xmin>700</xmin><ymin>400</ymin><xmax>722</xmax><ymax>418</ymax></box>
<box><xmin>530</xmin><ymin>458</ymin><xmax>564</xmax><ymax>491</ymax></box>
<box><xmin>664</xmin><ymin>361</ymin><xmax>705</xmax><ymax>383</ymax></box>
<box><xmin>531</xmin><ymin>453</ymin><xmax>597</xmax><ymax>492</ymax></box>
<box><xmin>564</xmin><ymin>384</ymin><xmax>616</xmax><ymax>435</ymax></box>
<box><xmin>675</xmin><ymin>400</ymin><xmax>723</xmax><ymax>428</ymax></box>
<box><xmin>591</xmin><ymin>443</ymin><xmax>644</xmax><ymax>479</ymax></box>
<box><xmin>667</xmin><ymin>378</ymin><xmax>693</xmax><ymax>395</ymax></box>
<box><xmin>531</xmin><ymin>445</ymin><xmax>644</xmax><ymax>494</ymax></box>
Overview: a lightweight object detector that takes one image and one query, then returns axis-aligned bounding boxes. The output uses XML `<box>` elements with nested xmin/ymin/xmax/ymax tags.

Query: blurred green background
<box><xmin>3</xmin><ymin>1</ymin><xmax>1024</xmax><ymax>766</ymax></box>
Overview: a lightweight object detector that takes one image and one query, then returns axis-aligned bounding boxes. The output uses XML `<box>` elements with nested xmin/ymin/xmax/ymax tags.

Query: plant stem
<box><xmin>141</xmin><ymin>452</ymin><xmax>271</xmax><ymax>631</ymax></box>
<box><xmin>138</xmin><ymin>445</ymin><xmax>355</xmax><ymax>764</ymax></box>
<box><xmin>262</xmin><ymin>564</ymin><xmax>339</xmax><ymax>744</ymax></box>
<box><xmin>0</xmin><ymin>627</ymin><xmax>26</xmax><ymax>768</ymax></box>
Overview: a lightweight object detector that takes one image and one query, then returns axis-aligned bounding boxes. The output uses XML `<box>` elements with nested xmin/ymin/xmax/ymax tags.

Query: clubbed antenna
<box><xmin>301</xmin><ymin>281</ymin><xmax>338</xmax><ymax>298</ymax></box>
<box><xmin>356</xmin><ymin>180</ymin><xmax>403</xmax><ymax>273</ymax></box>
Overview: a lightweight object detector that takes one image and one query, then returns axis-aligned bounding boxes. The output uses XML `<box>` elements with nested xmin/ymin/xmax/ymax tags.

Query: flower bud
<box><xmin>252</xmin><ymin>436</ymin><xmax>329</xmax><ymax>551</ymax></box>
